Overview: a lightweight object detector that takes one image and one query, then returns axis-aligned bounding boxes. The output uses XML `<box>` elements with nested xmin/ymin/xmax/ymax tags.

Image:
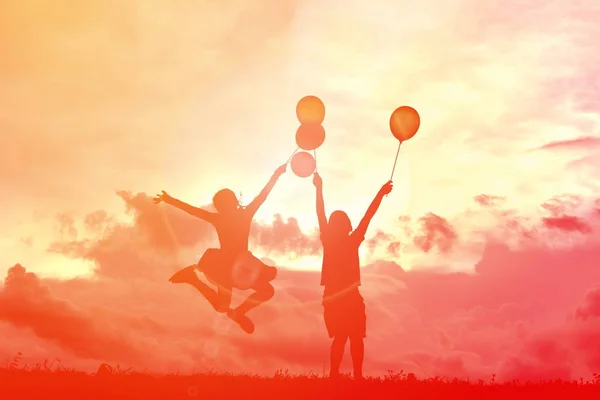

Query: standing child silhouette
<box><xmin>313</xmin><ymin>172</ymin><xmax>393</xmax><ymax>380</ymax></box>
<box><xmin>154</xmin><ymin>163</ymin><xmax>287</xmax><ymax>334</ymax></box>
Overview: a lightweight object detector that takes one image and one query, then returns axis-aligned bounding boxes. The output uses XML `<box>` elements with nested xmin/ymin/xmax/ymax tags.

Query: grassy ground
<box><xmin>2</xmin><ymin>366</ymin><xmax>600</xmax><ymax>399</ymax></box>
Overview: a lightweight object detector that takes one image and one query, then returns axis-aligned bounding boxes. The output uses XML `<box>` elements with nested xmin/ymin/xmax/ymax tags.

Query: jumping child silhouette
<box><xmin>313</xmin><ymin>172</ymin><xmax>393</xmax><ymax>380</ymax></box>
<box><xmin>154</xmin><ymin>163</ymin><xmax>287</xmax><ymax>334</ymax></box>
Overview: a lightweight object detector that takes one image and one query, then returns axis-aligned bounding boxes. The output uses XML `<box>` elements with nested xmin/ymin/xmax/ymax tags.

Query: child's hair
<box><xmin>328</xmin><ymin>210</ymin><xmax>352</xmax><ymax>235</ymax></box>
<box><xmin>212</xmin><ymin>189</ymin><xmax>239</xmax><ymax>213</ymax></box>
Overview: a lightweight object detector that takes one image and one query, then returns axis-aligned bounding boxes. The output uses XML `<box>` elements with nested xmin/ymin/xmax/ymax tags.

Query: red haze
<box><xmin>2</xmin><ymin>191</ymin><xmax>600</xmax><ymax>381</ymax></box>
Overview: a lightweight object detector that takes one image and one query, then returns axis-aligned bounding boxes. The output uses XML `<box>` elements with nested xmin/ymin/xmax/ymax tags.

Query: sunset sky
<box><xmin>2</xmin><ymin>0</ymin><xmax>600</xmax><ymax>381</ymax></box>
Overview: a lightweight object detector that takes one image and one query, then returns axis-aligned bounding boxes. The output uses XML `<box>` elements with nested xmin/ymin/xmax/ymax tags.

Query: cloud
<box><xmin>55</xmin><ymin>214</ymin><xmax>78</xmax><ymax>240</ymax></box>
<box><xmin>412</xmin><ymin>213</ymin><xmax>458</xmax><ymax>254</ymax></box>
<box><xmin>575</xmin><ymin>287</ymin><xmax>600</xmax><ymax>321</ymax></box>
<box><xmin>542</xmin><ymin>216</ymin><xmax>592</xmax><ymax>234</ymax></box>
<box><xmin>48</xmin><ymin>191</ymin><xmax>322</xmax><ymax>280</ymax></box>
<box><xmin>365</xmin><ymin>230</ymin><xmax>396</xmax><ymax>253</ymax></box>
<box><xmin>537</xmin><ymin>195</ymin><xmax>592</xmax><ymax>234</ymax></box>
<box><xmin>0</xmin><ymin>264</ymin><xmax>142</xmax><ymax>362</ymax></box>
<box><xmin>250</xmin><ymin>214</ymin><xmax>321</xmax><ymax>258</ymax></box>
<box><xmin>532</xmin><ymin>136</ymin><xmax>600</xmax><ymax>152</ymax></box>
<box><xmin>5</xmin><ymin>189</ymin><xmax>600</xmax><ymax>381</ymax></box>
<box><xmin>541</xmin><ymin>195</ymin><xmax>584</xmax><ymax>216</ymax></box>
<box><xmin>115</xmin><ymin>191</ymin><xmax>216</xmax><ymax>253</ymax></box>
<box><xmin>473</xmin><ymin>194</ymin><xmax>506</xmax><ymax>208</ymax></box>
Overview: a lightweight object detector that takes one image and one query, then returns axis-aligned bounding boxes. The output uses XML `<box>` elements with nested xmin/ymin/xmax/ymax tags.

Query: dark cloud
<box><xmin>413</xmin><ymin>213</ymin><xmax>458</xmax><ymax>254</ymax></box>
<box><xmin>250</xmin><ymin>214</ymin><xmax>321</xmax><ymax>258</ymax></box>
<box><xmin>0</xmin><ymin>264</ymin><xmax>142</xmax><ymax>362</ymax></box>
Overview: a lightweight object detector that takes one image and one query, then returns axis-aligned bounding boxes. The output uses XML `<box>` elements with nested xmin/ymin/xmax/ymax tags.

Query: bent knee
<box><xmin>264</xmin><ymin>283</ymin><xmax>275</xmax><ymax>296</ymax></box>
<box><xmin>214</xmin><ymin>297</ymin><xmax>232</xmax><ymax>313</ymax></box>
<box><xmin>257</xmin><ymin>283</ymin><xmax>275</xmax><ymax>299</ymax></box>
<box><xmin>264</xmin><ymin>266</ymin><xmax>277</xmax><ymax>281</ymax></box>
<box><xmin>215</xmin><ymin>304</ymin><xmax>229</xmax><ymax>313</ymax></box>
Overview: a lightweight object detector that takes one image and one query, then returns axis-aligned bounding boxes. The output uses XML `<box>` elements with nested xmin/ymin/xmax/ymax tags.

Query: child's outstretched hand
<box><xmin>153</xmin><ymin>190</ymin><xmax>171</xmax><ymax>204</ymax></box>
<box><xmin>274</xmin><ymin>163</ymin><xmax>287</xmax><ymax>177</ymax></box>
<box><xmin>313</xmin><ymin>172</ymin><xmax>323</xmax><ymax>188</ymax></box>
<box><xmin>379</xmin><ymin>181</ymin><xmax>393</xmax><ymax>196</ymax></box>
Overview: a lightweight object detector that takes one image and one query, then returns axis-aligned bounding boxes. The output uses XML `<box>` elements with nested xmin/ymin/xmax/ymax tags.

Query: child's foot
<box><xmin>169</xmin><ymin>266</ymin><xmax>197</xmax><ymax>284</ymax></box>
<box><xmin>329</xmin><ymin>372</ymin><xmax>342</xmax><ymax>380</ymax></box>
<box><xmin>227</xmin><ymin>309</ymin><xmax>255</xmax><ymax>334</ymax></box>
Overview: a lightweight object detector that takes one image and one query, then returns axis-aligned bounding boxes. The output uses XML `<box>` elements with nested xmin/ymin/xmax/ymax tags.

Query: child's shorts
<box><xmin>322</xmin><ymin>287</ymin><xmax>366</xmax><ymax>338</ymax></box>
<box><xmin>198</xmin><ymin>248</ymin><xmax>276</xmax><ymax>290</ymax></box>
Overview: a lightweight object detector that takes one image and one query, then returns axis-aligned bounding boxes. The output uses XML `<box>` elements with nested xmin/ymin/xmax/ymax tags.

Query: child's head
<box><xmin>328</xmin><ymin>210</ymin><xmax>352</xmax><ymax>235</ymax></box>
<box><xmin>213</xmin><ymin>189</ymin><xmax>239</xmax><ymax>213</ymax></box>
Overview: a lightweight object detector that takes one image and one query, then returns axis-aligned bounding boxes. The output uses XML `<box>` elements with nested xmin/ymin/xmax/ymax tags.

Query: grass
<box><xmin>2</xmin><ymin>353</ymin><xmax>600</xmax><ymax>399</ymax></box>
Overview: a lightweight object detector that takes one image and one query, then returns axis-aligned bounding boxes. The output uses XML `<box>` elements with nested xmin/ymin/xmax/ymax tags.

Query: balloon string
<box><xmin>285</xmin><ymin>147</ymin><xmax>299</xmax><ymax>164</ymax></box>
<box><xmin>313</xmin><ymin>149</ymin><xmax>318</xmax><ymax>172</ymax></box>
<box><xmin>390</xmin><ymin>141</ymin><xmax>402</xmax><ymax>181</ymax></box>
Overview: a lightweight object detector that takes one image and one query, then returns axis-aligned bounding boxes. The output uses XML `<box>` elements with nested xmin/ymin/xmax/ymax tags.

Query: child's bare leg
<box><xmin>169</xmin><ymin>265</ymin><xmax>230</xmax><ymax>313</ymax></box>
<box><xmin>232</xmin><ymin>266</ymin><xmax>277</xmax><ymax>316</ymax></box>
<box><xmin>232</xmin><ymin>282</ymin><xmax>275</xmax><ymax>316</ymax></box>
<box><xmin>169</xmin><ymin>264</ymin><xmax>198</xmax><ymax>284</ymax></box>
<box><xmin>215</xmin><ymin>284</ymin><xmax>233</xmax><ymax>313</ymax></box>
<box><xmin>225</xmin><ymin>265</ymin><xmax>276</xmax><ymax>334</ymax></box>
<box><xmin>330</xmin><ymin>336</ymin><xmax>348</xmax><ymax>378</ymax></box>
<box><xmin>349</xmin><ymin>336</ymin><xmax>364</xmax><ymax>380</ymax></box>
<box><xmin>225</xmin><ymin>281</ymin><xmax>274</xmax><ymax>335</ymax></box>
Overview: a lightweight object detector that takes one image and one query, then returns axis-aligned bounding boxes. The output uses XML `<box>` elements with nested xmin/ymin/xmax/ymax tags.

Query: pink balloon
<box><xmin>290</xmin><ymin>151</ymin><xmax>316</xmax><ymax>178</ymax></box>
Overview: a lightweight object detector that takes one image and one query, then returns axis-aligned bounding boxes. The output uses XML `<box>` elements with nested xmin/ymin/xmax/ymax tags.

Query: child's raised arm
<box><xmin>154</xmin><ymin>190</ymin><xmax>216</xmax><ymax>223</ymax></box>
<box><xmin>245</xmin><ymin>164</ymin><xmax>287</xmax><ymax>216</ymax></box>
<box><xmin>354</xmin><ymin>181</ymin><xmax>393</xmax><ymax>238</ymax></box>
<box><xmin>313</xmin><ymin>173</ymin><xmax>327</xmax><ymax>233</ymax></box>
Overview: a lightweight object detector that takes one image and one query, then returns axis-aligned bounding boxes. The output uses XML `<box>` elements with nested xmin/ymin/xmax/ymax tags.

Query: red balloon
<box><xmin>290</xmin><ymin>151</ymin><xmax>316</xmax><ymax>178</ymax></box>
<box><xmin>296</xmin><ymin>124</ymin><xmax>325</xmax><ymax>151</ymax></box>
<box><xmin>296</xmin><ymin>96</ymin><xmax>325</xmax><ymax>125</ymax></box>
<box><xmin>390</xmin><ymin>106</ymin><xmax>420</xmax><ymax>141</ymax></box>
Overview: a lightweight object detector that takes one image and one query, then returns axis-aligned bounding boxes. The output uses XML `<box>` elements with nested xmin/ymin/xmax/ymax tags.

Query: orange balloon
<box><xmin>296</xmin><ymin>124</ymin><xmax>325</xmax><ymax>151</ymax></box>
<box><xmin>390</xmin><ymin>106</ymin><xmax>420</xmax><ymax>141</ymax></box>
<box><xmin>296</xmin><ymin>96</ymin><xmax>325</xmax><ymax>125</ymax></box>
<box><xmin>290</xmin><ymin>151</ymin><xmax>316</xmax><ymax>178</ymax></box>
